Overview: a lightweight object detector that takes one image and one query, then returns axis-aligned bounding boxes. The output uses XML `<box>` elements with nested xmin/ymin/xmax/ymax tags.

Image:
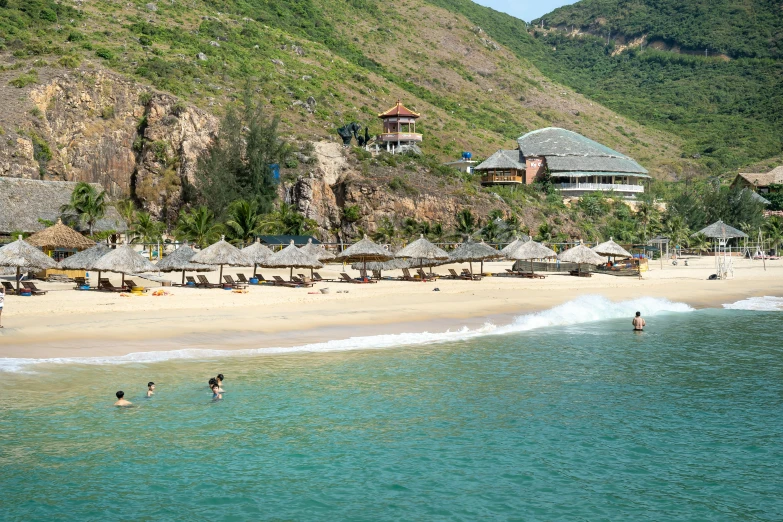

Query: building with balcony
<box><xmin>378</xmin><ymin>100</ymin><xmax>422</xmax><ymax>153</ymax></box>
<box><xmin>476</xmin><ymin>127</ymin><xmax>650</xmax><ymax>198</ymax></box>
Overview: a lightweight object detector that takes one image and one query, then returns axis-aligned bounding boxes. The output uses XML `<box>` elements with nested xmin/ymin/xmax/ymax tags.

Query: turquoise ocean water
<box><xmin>0</xmin><ymin>296</ymin><xmax>781</xmax><ymax>520</ymax></box>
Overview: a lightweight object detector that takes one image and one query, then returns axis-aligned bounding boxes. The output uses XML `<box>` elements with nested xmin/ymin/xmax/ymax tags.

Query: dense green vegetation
<box><xmin>538</xmin><ymin>0</ymin><xmax>783</xmax><ymax>59</ymax></box>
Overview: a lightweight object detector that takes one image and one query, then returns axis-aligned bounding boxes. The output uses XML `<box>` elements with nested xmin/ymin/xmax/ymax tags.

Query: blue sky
<box><xmin>472</xmin><ymin>1</ymin><xmax>578</xmax><ymax>22</ymax></box>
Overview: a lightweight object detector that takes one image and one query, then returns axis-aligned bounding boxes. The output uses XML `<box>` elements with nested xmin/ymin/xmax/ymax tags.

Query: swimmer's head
<box><xmin>209</xmin><ymin>378</ymin><xmax>216</xmax><ymax>385</ymax></box>
<box><xmin>211</xmin><ymin>384</ymin><xmax>219</xmax><ymax>391</ymax></box>
<box><xmin>636</xmin><ymin>311</ymin><xmax>641</xmax><ymax>317</ymax></box>
<box><xmin>217</xmin><ymin>374</ymin><xmax>224</xmax><ymax>381</ymax></box>
<box><xmin>148</xmin><ymin>382</ymin><xmax>155</xmax><ymax>388</ymax></box>
<box><xmin>116</xmin><ymin>391</ymin><xmax>124</xmax><ymax>399</ymax></box>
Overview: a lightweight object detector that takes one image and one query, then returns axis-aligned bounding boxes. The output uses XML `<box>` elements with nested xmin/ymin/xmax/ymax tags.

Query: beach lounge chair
<box><xmin>271</xmin><ymin>276</ymin><xmax>299</xmax><ymax>288</ymax></box>
<box><xmin>224</xmin><ymin>275</ymin><xmax>247</xmax><ymax>289</ymax></box>
<box><xmin>2</xmin><ymin>281</ymin><xmax>16</xmax><ymax>295</ymax></box>
<box><xmin>236</xmin><ymin>273</ymin><xmax>250</xmax><ymax>283</ymax></box>
<box><xmin>569</xmin><ymin>269</ymin><xmax>592</xmax><ymax>278</ymax></box>
<box><xmin>312</xmin><ymin>272</ymin><xmax>336</xmax><ymax>282</ymax></box>
<box><xmin>461</xmin><ymin>269</ymin><xmax>482</xmax><ymax>281</ymax></box>
<box><xmin>400</xmin><ymin>268</ymin><xmax>424</xmax><ymax>282</ymax></box>
<box><xmin>197</xmin><ymin>275</ymin><xmax>222</xmax><ymax>288</ymax></box>
<box><xmin>22</xmin><ymin>282</ymin><xmax>48</xmax><ymax>295</ymax></box>
<box><xmin>99</xmin><ymin>278</ymin><xmax>127</xmax><ymax>292</ymax></box>
<box><xmin>292</xmin><ymin>275</ymin><xmax>315</xmax><ymax>287</ymax></box>
<box><xmin>371</xmin><ymin>269</ymin><xmax>382</xmax><ymax>280</ymax></box>
<box><xmin>185</xmin><ymin>276</ymin><xmax>198</xmax><ymax>286</ymax></box>
<box><xmin>339</xmin><ymin>273</ymin><xmax>372</xmax><ymax>284</ymax></box>
<box><xmin>416</xmin><ymin>268</ymin><xmax>437</xmax><ymax>281</ymax></box>
<box><xmin>123</xmin><ymin>279</ymin><xmax>146</xmax><ymax>291</ymax></box>
<box><xmin>73</xmin><ymin>276</ymin><xmax>87</xmax><ymax>288</ymax></box>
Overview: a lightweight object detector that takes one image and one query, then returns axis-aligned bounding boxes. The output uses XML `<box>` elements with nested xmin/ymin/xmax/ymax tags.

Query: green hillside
<box><xmin>432</xmin><ymin>0</ymin><xmax>783</xmax><ymax>176</ymax></box>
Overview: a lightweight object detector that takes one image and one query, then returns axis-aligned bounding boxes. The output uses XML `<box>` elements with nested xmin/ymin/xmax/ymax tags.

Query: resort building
<box><xmin>443</xmin><ymin>152</ymin><xmax>478</xmax><ymax>174</ymax></box>
<box><xmin>730</xmin><ymin>167</ymin><xmax>783</xmax><ymax>195</ymax></box>
<box><xmin>0</xmin><ymin>177</ymin><xmax>126</xmax><ymax>238</ymax></box>
<box><xmin>475</xmin><ymin>127</ymin><xmax>650</xmax><ymax>198</ymax></box>
<box><xmin>378</xmin><ymin>101</ymin><xmax>422</xmax><ymax>154</ymax></box>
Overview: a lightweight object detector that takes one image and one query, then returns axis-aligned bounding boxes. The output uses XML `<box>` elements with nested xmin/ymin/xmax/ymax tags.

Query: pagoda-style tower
<box><xmin>378</xmin><ymin>100</ymin><xmax>422</xmax><ymax>153</ymax></box>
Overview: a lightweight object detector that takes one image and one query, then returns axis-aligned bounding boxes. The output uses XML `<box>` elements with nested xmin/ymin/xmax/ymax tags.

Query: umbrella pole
<box><xmin>122</xmin><ymin>273</ymin><xmax>125</xmax><ymax>288</ymax></box>
<box><xmin>469</xmin><ymin>261</ymin><xmax>473</xmax><ymax>277</ymax></box>
<box><xmin>16</xmin><ymin>266</ymin><xmax>20</xmax><ymax>293</ymax></box>
<box><xmin>253</xmin><ymin>263</ymin><xmax>257</xmax><ymax>278</ymax></box>
<box><xmin>290</xmin><ymin>267</ymin><xmax>293</xmax><ymax>281</ymax></box>
<box><xmin>220</xmin><ymin>264</ymin><xmax>224</xmax><ymax>285</ymax></box>
<box><xmin>311</xmin><ymin>267</ymin><xmax>314</xmax><ymax>279</ymax></box>
<box><xmin>97</xmin><ymin>271</ymin><xmax>101</xmax><ymax>289</ymax></box>
<box><xmin>182</xmin><ymin>270</ymin><xmax>186</xmax><ymax>286</ymax></box>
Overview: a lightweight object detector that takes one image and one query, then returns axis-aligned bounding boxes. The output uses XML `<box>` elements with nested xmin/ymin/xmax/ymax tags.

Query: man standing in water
<box><xmin>633</xmin><ymin>311</ymin><xmax>646</xmax><ymax>331</ymax></box>
<box><xmin>114</xmin><ymin>391</ymin><xmax>132</xmax><ymax>407</ymax></box>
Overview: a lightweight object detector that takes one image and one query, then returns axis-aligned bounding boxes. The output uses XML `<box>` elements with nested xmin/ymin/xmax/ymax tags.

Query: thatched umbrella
<box><xmin>263</xmin><ymin>240</ymin><xmax>323</xmax><ymax>280</ymax></box>
<box><xmin>506</xmin><ymin>239</ymin><xmax>557</xmax><ymax>273</ymax></box>
<box><xmin>335</xmin><ymin>235</ymin><xmax>393</xmax><ymax>275</ymax></box>
<box><xmin>242</xmin><ymin>239</ymin><xmax>274</xmax><ymax>278</ymax></box>
<box><xmin>449</xmin><ymin>238</ymin><xmax>502</xmax><ymax>276</ymax></box>
<box><xmin>156</xmin><ymin>243</ymin><xmax>211</xmax><ymax>285</ymax></box>
<box><xmin>592</xmin><ymin>238</ymin><xmax>632</xmax><ymax>259</ymax></box>
<box><xmin>93</xmin><ymin>243</ymin><xmax>158</xmax><ymax>288</ymax></box>
<box><xmin>395</xmin><ymin>234</ymin><xmax>449</xmax><ymax>275</ymax></box>
<box><xmin>350</xmin><ymin>257</ymin><xmax>411</xmax><ymax>277</ymax></box>
<box><xmin>59</xmin><ymin>243</ymin><xmax>111</xmax><ymax>288</ymax></box>
<box><xmin>694</xmin><ymin>220</ymin><xmax>748</xmax><ymax>239</ymax></box>
<box><xmin>191</xmin><ymin>236</ymin><xmax>252</xmax><ymax>285</ymax></box>
<box><xmin>558</xmin><ymin>243</ymin><xmax>606</xmax><ymax>276</ymax></box>
<box><xmin>0</xmin><ymin>236</ymin><xmax>59</xmax><ymax>293</ymax></box>
<box><xmin>26</xmin><ymin>218</ymin><xmax>95</xmax><ymax>252</ymax></box>
<box><xmin>300</xmin><ymin>238</ymin><xmax>335</xmax><ymax>262</ymax></box>
<box><xmin>500</xmin><ymin>236</ymin><xmax>529</xmax><ymax>257</ymax></box>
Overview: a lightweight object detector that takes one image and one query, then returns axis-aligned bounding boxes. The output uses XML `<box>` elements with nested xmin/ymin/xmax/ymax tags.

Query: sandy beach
<box><xmin>1</xmin><ymin>255</ymin><xmax>782</xmax><ymax>359</ymax></box>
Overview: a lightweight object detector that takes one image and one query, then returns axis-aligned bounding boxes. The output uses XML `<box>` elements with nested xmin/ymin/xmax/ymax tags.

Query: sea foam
<box><xmin>723</xmin><ymin>296</ymin><xmax>783</xmax><ymax>311</ymax></box>
<box><xmin>0</xmin><ymin>295</ymin><xmax>693</xmax><ymax>372</ymax></box>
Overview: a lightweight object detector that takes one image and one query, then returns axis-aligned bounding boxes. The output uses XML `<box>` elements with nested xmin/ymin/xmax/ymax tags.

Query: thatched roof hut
<box><xmin>506</xmin><ymin>240</ymin><xmax>557</xmax><ymax>260</ymax></box>
<box><xmin>501</xmin><ymin>236</ymin><xmax>532</xmax><ymax>257</ymax></box>
<box><xmin>335</xmin><ymin>235</ymin><xmax>392</xmax><ymax>263</ymax></box>
<box><xmin>0</xmin><ymin>236</ymin><xmax>59</xmax><ymax>292</ymax></box>
<box><xmin>26</xmin><ymin>218</ymin><xmax>95</xmax><ymax>252</ymax></box>
<box><xmin>263</xmin><ymin>240</ymin><xmax>323</xmax><ymax>280</ymax></box>
<box><xmin>191</xmin><ymin>236</ymin><xmax>252</xmax><ymax>284</ymax></box>
<box><xmin>693</xmin><ymin>220</ymin><xmax>748</xmax><ymax>239</ymax></box>
<box><xmin>558</xmin><ymin>244</ymin><xmax>605</xmax><ymax>275</ymax></box>
<box><xmin>93</xmin><ymin>244</ymin><xmax>158</xmax><ymax>287</ymax></box>
<box><xmin>299</xmin><ymin>238</ymin><xmax>335</xmax><ymax>262</ymax></box>
<box><xmin>592</xmin><ymin>238</ymin><xmax>631</xmax><ymax>258</ymax></box>
<box><xmin>0</xmin><ymin>177</ymin><xmax>126</xmax><ymax>235</ymax></box>
<box><xmin>156</xmin><ymin>244</ymin><xmax>210</xmax><ymax>285</ymax></box>
<box><xmin>59</xmin><ymin>243</ymin><xmax>111</xmax><ymax>270</ymax></box>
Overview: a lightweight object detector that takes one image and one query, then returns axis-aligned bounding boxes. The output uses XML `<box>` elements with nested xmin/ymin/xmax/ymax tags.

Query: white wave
<box><xmin>723</xmin><ymin>296</ymin><xmax>783</xmax><ymax>311</ymax></box>
<box><xmin>0</xmin><ymin>295</ymin><xmax>693</xmax><ymax>372</ymax></box>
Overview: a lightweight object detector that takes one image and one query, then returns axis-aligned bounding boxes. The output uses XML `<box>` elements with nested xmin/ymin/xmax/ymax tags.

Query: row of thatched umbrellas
<box><xmin>0</xmin><ymin>229</ymin><xmax>633</xmax><ymax>291</ymax></box>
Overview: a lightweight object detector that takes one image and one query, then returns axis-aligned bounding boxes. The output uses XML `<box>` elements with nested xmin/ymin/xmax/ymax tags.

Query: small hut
<box><xmin>25</xmin><ymin>218</ymin><xmax>96</xmax><ymax>279</ymax></box>
<box><xmin>693</xmin><ymin>220</ymin><xmax>748</xmax><ymax>279</ymax></box>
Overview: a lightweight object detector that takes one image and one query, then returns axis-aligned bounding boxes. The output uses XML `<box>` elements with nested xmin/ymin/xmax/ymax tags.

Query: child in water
<box><xmin>215</xmin><ymin>374</ymin><xmax>224</xmax><ymax>392</ymax></box>
<box><xmin>146</xmin><ymin>382</ymin><xmax>155</xmax><ymax>397</ymax></box>
<box><xmin>114</xmin><ymin>391</ymin><xmax>132</xmax><ymax>407</ymax></box>
<box><xmin>211</xmin><ymin>384</ymin><xmax>222</xmax><ymax>400</ymax></box>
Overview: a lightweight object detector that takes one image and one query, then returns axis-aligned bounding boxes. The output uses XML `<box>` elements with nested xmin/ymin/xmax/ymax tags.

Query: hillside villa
<box><xmin>730</xmin><ymin>167</ymin><xmax>783</xmax><ymax>195</ymax></box>
<box><xmin>0</xmin><ymin>177</ymin><xmax>126</xmax><ymax>240</ymax></box>
<box><xmin>475</xmin><ymin>127</ymin><xmax>650</xmax><ymax>198</ymax></box>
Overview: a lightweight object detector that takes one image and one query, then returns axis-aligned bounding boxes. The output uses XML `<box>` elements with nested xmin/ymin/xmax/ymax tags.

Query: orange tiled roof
<box><xmin>378</xmin><ymin>100</ymin><xmax>420</xmax><ymax>118</ymax></box>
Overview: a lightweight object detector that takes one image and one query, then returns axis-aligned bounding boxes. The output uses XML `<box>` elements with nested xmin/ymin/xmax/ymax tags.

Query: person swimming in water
<box><xmin>211</xmin><ymin>384</ymin><xmax>222</xmax><ymax>400</ymax></box>
<box><xmin>632</xmin><ymin>311</ymin><xmax>646</xmax><ymax>331</ymax></box>
<box><xmin>208</xmin><ymin>378</ymin><xmax>217</xmax><ymax>390</ymax></box>
<box><xmin>215</xmin><ymin>374</ymin><xmax>225</xmax><ymax>392</ymax></box>
<box><xmin>114</xmin><ymin>391</ymin><xmax>132</xmax><ymax>407</ymax></box>
<box><xmin>146</xmin><ymin>382</ymin><xmax>155</xmax><ymax>397</ymax></box>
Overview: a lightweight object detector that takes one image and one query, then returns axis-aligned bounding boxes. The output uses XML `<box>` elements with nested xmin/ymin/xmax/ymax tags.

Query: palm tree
<box><xmin>259</xmin><ymin>203</ymin><xmax>317</xmax><ymax>236</ymax></box>
<box><xmin>60</xmin><ymin>182</ymin><xmax>107</xmax><ymax>236</ymax></box>
<box><xmin>129</xmin><ymin>212</ymin><xmax>165</xmax><ymax>255</ymax></box>
<box><xmin>225</xmin><ymin>199</ymin><xmax>263</xmax><ymax>245</ymax></box>
<box><xmin>175</xmin><ymin>206</ymin><xmax>223</xmax><ymax>248</ymax></box>
<box><xmin>534</xmin><ymin>223</ymin><xmax>554</xmax><ymax>243</ymax></box>
<box><xmin>663</xmin><ymin>215</ymin><xmax>691</xmax><ymax>248</ymax></box>
<box><xmin>763</xmin><ymin>216</ymin><xmax>783</xmax><ymax>255</ymax></box>
<box><xmin>372</xmin><ymin>217</ymin><xmax>396</xmax><ymax>244</ymax></box>
<box><xmin>688</xmin><ymin>233</ymin><xmax>711</xmax><ymax>256</ymax></box>
<box><xmin>455</xmin><ymin>208</ymin><xmax>476</xmax><ymax>238</ymax></box>
<box><xmin>634</xmin><ymin>201</ymin><xmax>661</xmax><ymax>243</ymax></box>
<box><xmin>114</xmin><ymin>199</ymin><xmax>137</xmax><ymax>229</ymax></box>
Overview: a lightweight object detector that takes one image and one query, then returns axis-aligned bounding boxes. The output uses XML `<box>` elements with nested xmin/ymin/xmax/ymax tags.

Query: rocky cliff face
<box><xmin>0</xmin><ymin>66</ymin><xmax>217</xmax><ymax>223</ymax></box>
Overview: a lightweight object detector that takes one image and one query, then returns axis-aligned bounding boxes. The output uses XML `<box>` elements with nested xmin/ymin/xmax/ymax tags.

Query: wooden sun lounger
<box><xmin>2</xmin><ymin>281</ymin><xmax>17</xmax><ymax>295</ymax></box>
<box><xmin>461</xmin><ymin>269</ymin><xmax>482</xmax><ymax>281</ymax></box>
<box><xmin>22</xmin><ymin>282</ymin><xmax>48</xmax><ymax>295</ymax></box>
<box><xmin>236</xmin><ymin>273</ymin><xmax>250</xmax><ymax>283</ymax></box>
<box><xmin>400</xmin><ymin>268</ymin><xmax>428</xmax><ymax>282</ymax></box>
<box><xmin>569</xmin><ymin>270</ymin><xmax>592</xmax><ymax>278</ymax></box>
<box><xmin>224</xmin><ymin>275</ymin><xmax>247</xmax><ymax>289</ymax></box>
<box><xmin>292</xmin><ymin>275</ymin><xmax>315</xmax><ymax>287</ymax></box>
<box><xmin>123</xmin><ymin>279</ymin><xmax>150</xmax><ymax>292</ymax></box>
<box><xmin>197</xmin><ymin>275</ymin><xmax>222</xmax><ymax>288</ymax></box>
<box><xmin>271</xmin><ymin>275</ymin><xmax>299</xmax><ymax>288</ymax></box>
<box><xmin>417</xmin><ymin>268</ymin><xmax>437</xmax><ymax>281</ymax></box>
<box><xmin>185</xmin><ymin>276</ymin><xmax>198</xmax><ymax>286</ymax></box>
<box><xmin>99</xmin><ymin>278</ymin><xmax>127</xmax><ymax>292</ymax></box>
<box><xmin>340</xmin><ymin>273</ymin><xmax>374</xmax><ymax>284</ymax></box>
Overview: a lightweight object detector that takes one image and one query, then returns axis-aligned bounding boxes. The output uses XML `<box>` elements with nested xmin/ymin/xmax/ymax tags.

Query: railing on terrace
<box><xmin>556</xmin><ymin>183</ymin><xmax>644</xmax><ymax>193</ymax></box>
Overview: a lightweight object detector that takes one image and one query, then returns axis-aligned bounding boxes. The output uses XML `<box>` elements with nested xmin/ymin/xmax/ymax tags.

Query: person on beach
<box><xmin>0</xmin><ymin>286</ymin><xmax>4</xmax><ymax>328</ymax></box>
<box><xmin>211</xmin><ymin>384</ymin><xmax>222</xmax><ymax>400</ymax></box>
<box><xmin>633</xmin><ymin>311</ymin><xmax>646</xmax><ymax>331</ymax></box>
<box><xmin>114</xmin><ymin>391</ymin><xmax>132</xmax><ymax>407</ymax></box>
<box><xmin>215</xmin><ymin>374</ymin><xmax>224</xmax><ymax>392</ymax></box>
<box><xmin>146</xmin><ymin>382</ymin><xmax>155</xmax><ymax>397</ymax></box>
